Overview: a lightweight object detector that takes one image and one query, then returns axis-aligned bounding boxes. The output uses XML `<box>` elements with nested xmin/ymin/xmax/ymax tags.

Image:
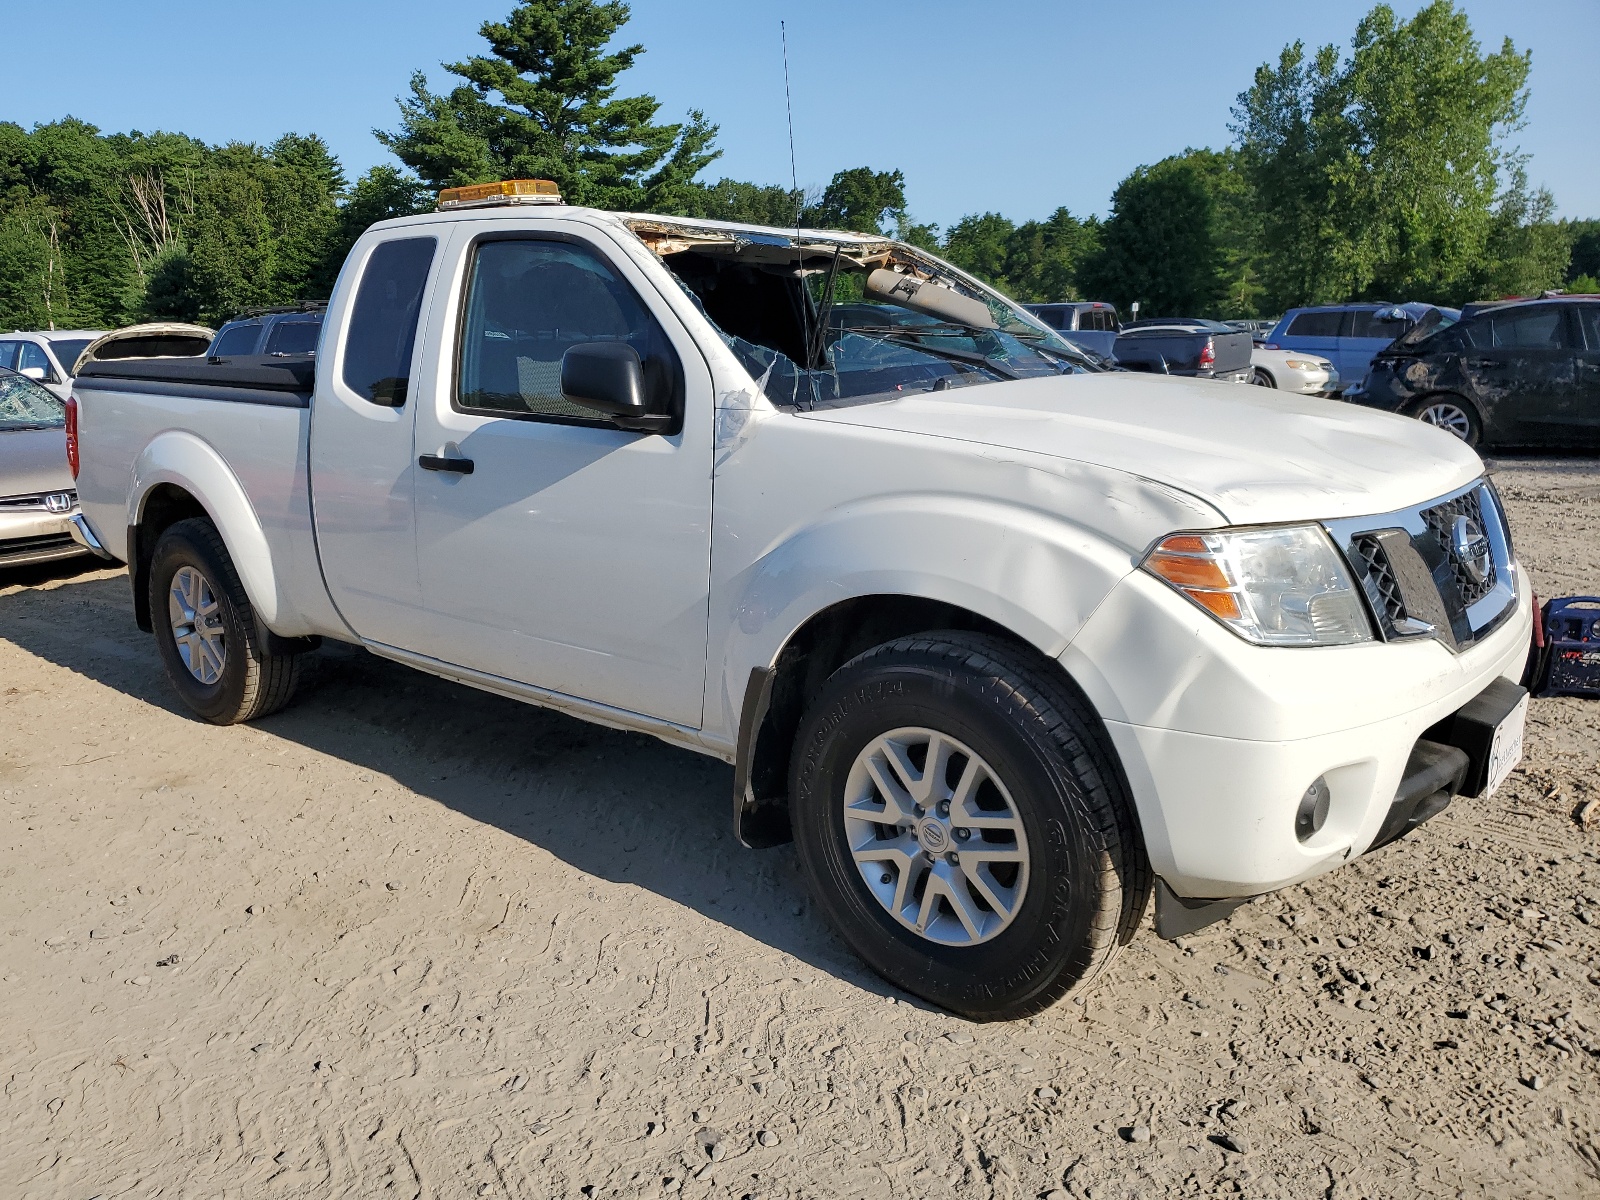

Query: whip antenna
<box><xmin>782</xmin><ymin>20</ymin><xmax>800</xmax><ymax>230</ymax></box>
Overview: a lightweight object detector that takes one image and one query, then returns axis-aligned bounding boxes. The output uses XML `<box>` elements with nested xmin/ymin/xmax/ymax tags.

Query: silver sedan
<box><xmin>1250</xmin><ymin>346</ymin><xmax>1340</xmax><ymax>396</ymax></box>
<box><xmin>0</xmin><ymin>368</ymin><xmax>89</xmax><ymax>569</ymax></box>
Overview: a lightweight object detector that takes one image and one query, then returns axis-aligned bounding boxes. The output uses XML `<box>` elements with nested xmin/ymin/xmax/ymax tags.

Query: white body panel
<box><xmin>402</xmin><ymin>218</ymin><xmax>715</xmax><ymax>727</ymax></box>
<box><xmin>72</xmin><ymin>204</ymin><xmax>1532</xmax><ymax>907</ymax></box>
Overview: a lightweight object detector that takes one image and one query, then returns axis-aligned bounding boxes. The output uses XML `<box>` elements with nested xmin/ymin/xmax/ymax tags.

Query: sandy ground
<box><xmin>1</xmin><ymin>456</ymin><xmax>1597</xmax><ymax>1200</ymax></box>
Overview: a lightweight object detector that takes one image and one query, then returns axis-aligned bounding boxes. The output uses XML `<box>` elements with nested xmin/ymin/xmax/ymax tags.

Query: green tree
<box><xmin>378</xmin><ymin>0</ymin><xmax>720</xmax><ymax>211</ymax></box>
<box><xmin>1077</xmin><ymin>153</ymin><xmax>1228</xmax><ymax>316</ymax></box>
<box><xmin>677</xmin><ymin>177</ymin><xmax>800</xmax><ymax>227</ymax></box>
<box><xmin>941</xmin><ymin>212</ymin><xmax>1015</xmax><ymax>287</ymax></box>
<box><xmin>1561</xmin><ymin>218</ymin><xmax>1600</xmax><ymax>290</ymax></box>
<box><xmin>803</xmin><ymin>167</ymin><xmax>906</xmax><ymax>234</ymax></box>
<box><xmin>1233</xmin><ymin>1</ymin><xmax>1547</xmax><ymax>308</ymax></box>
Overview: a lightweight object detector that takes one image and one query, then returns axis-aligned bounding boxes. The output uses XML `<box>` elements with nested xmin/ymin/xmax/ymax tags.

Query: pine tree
<box><xmin>377</xmin><ymin>0</ymin><xmax>719</xmax><ymax>211</ymax></box>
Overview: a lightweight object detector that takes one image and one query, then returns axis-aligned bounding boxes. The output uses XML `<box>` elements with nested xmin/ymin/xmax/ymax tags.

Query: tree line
<box><xmin>1</xmin><ymin>0</ymin><xmax>1594</xmax><ymax>333</ymax></box>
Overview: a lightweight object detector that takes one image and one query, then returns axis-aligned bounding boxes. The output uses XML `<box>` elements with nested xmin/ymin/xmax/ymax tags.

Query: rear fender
<box><xmin>129</xmin><ymin>431</ymin><xmax>284</xmax><ymax>628</ymax></box>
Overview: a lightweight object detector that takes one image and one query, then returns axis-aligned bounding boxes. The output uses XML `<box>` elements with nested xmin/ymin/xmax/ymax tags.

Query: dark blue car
<box><xmin>1266</xmin><ymin>302</ymin><xmax>1457</xmax><ymax>388</ymax></box>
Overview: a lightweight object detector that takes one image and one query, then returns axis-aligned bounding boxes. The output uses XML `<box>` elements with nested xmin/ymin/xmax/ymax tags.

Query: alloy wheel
<box><xmin>1419</xmin><ymin>402</ymin><xmax>1473</xmax><ymax>440</ymax></box>
<box><xmin>842</xmin><ymin>727</ymin><xmax>1029</xmax><ymax>946</ymax></box>
<box><xmin>168</xmin><ymin>565</ymin><xmax>226</xmax><ymax>685</ymax></box>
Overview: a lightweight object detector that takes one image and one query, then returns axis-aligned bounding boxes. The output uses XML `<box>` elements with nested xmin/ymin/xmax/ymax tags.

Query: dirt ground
<box><xmin>2</xmin><ymin>456</ymin><xmax>1597</xmax><ymax>1200</ymax></box>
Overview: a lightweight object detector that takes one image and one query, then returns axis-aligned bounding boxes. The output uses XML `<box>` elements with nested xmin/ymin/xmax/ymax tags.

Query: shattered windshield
<box><xmin>628</xmin><ymin>220</ymin><xmax>1100</xmax><ymax>410</ymax></box>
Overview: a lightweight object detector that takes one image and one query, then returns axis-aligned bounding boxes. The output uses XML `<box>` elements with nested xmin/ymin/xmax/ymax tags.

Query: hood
<box><xmin>1387</xmin><ymin>306</ymin><xmax>1448</xmax><ymax>351</ymax></box>
<box><xmin>800</xmin><ymin>373</ymin><xmax>1482</xmax><ymax>525</ymax></box>
<box><xmin>0</xmin><ymin>425</ymin><xmax>73</xmax><ymax>498</ymax></box>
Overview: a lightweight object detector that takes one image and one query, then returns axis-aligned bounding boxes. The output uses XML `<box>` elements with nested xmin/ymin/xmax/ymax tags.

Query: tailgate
<box><xmin>1211</xmin><ymin>332</ymin><xmax>1254</xmax><ymax>375</ymax></box>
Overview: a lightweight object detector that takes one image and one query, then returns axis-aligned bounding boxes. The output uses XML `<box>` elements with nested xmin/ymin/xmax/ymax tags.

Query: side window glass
<box><xmin>1490</xmin><ymin>307</ymin><xmax>1568</xmax><ymax>349</ymax></box>
<box><xmin>456</xmin><ymin>238</ymin><xmax>680</xmax><ymax>422</ymax></box>
<box><xmin>211</xmin><ymin>322</ymin><xmax>262</xmax><ymax>358</ymax></box>
<box><xmin>17</xmin><ymin>342</ymin><xmax>56</xmax><ymax>380</ymax></box>
<box><xmin>266</xmin><ymin>320</ymin><xmax>321</xmax><ymax>356</ymax></box>
<box><xmin>0</xmin><ymin>342</ymin><xmax>18</xmax><ymax>370</ymax></box>
<box><xmin>1580</xmin><ymin>306</ymin><xmax>1600</xmax><ymax>351</ymax></box>
<box><xmin>342</xmin><ymin>237</ymin><xmax>437</xmax><ymax>406</ymax></box>
<box><xmin>1349</xmin><ymin>310</ymin><xmax>1408</xmax><ymax>340</ymax></box>
<box><xmin>1286</xmin><ymin>311</ymin><xmax>1342</xmax><ymax>338</ymax></box>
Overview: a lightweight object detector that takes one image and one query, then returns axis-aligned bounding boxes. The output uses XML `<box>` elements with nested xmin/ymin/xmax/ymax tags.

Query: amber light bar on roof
<box><xmin>436</xmin><ymin>179</ymin><xmax>563</xmax><ymax>211</ymax></box>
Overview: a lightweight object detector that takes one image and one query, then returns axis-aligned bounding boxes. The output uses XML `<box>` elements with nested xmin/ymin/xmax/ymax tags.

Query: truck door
<box><xmin>310</xmin><ymin>234</ymin><xmax>440</xmax><ymax>646</ymax></box>
<box><xmin>408</xmin><ymin>224</ymin><xmax>714</xmax><ymax>728</ymax></box>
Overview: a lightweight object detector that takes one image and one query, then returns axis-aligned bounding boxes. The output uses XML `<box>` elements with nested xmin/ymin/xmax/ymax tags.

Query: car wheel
<box><xmin>149</xmin><ymin>518</ymin><xmax>304</xmax><ymax>724</ymax></box>
<box><xmin>1251</xmin><ymin>369</ymin><xmax>1276</xmax><ymax>388</ymax></box>
<box><xmin>1407</xmin><ymin>395</ymin><xmax>1481</xmax><ymax>447</ymax></box>
<box><xmin>790</xmin><ymin>632</ymin><xmax>1149</xmax><ymax>1020</ymax></box>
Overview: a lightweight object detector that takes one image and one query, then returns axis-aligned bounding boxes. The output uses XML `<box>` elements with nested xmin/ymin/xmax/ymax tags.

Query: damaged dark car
<box><xmin>1352</xmin><ymin>296</ymin><xmax>1600</xmax><ymax>448</ymax></box>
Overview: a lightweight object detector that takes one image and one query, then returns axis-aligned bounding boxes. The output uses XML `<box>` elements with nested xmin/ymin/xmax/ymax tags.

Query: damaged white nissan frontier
<box><xmin>67</xmin><ymin>179</ymin><xmax>1533</xmax><ymax>1019</ymax></box>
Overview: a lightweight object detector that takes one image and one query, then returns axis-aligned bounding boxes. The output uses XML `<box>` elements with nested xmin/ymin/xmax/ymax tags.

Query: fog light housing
<box><xmin>1295</xmin><ymin>777</ymin><xmax>1331</xmax><ymax>842</ymax></box>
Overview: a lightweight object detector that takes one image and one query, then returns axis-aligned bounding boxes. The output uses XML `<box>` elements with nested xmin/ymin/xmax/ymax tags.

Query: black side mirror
<box><xmin>561</xmin><ymin>342</ymin><xmax>669</xmax><ymax>433</ymax></box>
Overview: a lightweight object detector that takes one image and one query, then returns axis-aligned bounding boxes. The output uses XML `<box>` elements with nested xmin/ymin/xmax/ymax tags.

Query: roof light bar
<box><xmin>437</xmin><ymin>179</ymin><xmax>563</xmax><ymax>211</ymax></box>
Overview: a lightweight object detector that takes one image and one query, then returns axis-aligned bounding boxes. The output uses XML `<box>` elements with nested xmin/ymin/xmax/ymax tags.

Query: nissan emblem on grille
<box><xmin>44</xmin><ymin>492</ymin><xmax>74</xmax><ymax>514</ymax></box>
<box><xmin>1450</xmin><ymin>515</ymin><xmax>1491</xmax><ymax>586</ymax></box>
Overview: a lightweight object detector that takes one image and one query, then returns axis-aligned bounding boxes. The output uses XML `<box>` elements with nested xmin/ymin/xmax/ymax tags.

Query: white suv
<box><xmin>0</xmin><ymin>330</ymin><xmax>105</xmax><ymax>401</ymax></box>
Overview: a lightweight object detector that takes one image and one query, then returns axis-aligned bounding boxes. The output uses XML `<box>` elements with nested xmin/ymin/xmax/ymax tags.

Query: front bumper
<box><xmin>1061</xmin><ymin>547</ymin><xmax>1533</xmax><ymax>901</ymax></box>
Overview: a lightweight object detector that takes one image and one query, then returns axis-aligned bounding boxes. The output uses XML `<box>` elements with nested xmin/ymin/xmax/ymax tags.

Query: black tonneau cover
<box><xmin>75</xmin><ymin>356</ymin><xmax>314</xmax><ymax>408</ymax></box>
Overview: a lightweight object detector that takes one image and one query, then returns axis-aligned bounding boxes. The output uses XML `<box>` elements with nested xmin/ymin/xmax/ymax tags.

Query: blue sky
<box><xmin>5</xmin><ymin>1</ymin><xmax>1596</xmax><ymax>230</ymax></box>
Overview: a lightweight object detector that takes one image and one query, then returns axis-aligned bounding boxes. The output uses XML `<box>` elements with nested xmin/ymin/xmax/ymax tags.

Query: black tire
<box><xmin>790</xmin><ymin>632</ymin><xmax>1150</xmax><ymax>1020</ymax></box>
<box><xmin>1251</xmin><ymin>368</ymin><xmax>1276</xmax><ymax>388</ymax></box>
<box><xmin>1406</xmin><ymin>394</ymin><xmax>1481</xmax><ymax>447</ymax></box>
<box><xmin>148</xmin><ymin>518</ymin><xmax>303</xmax><ymax>724</ymax></box>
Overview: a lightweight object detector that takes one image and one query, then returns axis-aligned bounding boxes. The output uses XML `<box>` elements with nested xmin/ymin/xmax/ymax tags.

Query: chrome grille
<box><xmin>1421</xmin><ymin>488</ymin><xmax>1497</xmax><ymax>606</ymax></box>
<box><xmin>1351</xmin><ymin>533</ymin><xmax>1406</xmax><ymax>623</ymax></box>
<box><xmin>1324</xmin><ymin>478</ymin><xmax>1517</xmax><ymax>654</ymax></box>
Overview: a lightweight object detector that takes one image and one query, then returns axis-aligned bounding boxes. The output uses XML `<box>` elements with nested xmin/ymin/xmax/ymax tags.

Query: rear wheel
<box><xmin>149</xmin><ymin>518</ymin><xmax>304</xmax><ymax>724</ymax></box>
<box><xmin>790</xmin><ymin>632</ymin><xmax>1148</xmax><ymax>1020</ymax></box>
<box><xmin>1407</xmin><ymin>395</ymin><xmax>1480</xmax><ymax>446</ymax></box>
<box><xmin>1251</xmin><ymin>368</ymin><xmax>1276</xmax><ymax>388</ymax></box>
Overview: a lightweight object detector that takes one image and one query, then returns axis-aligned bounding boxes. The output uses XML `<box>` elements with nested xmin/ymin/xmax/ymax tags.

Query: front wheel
<box><xmin>1407</xmin><ymin>395</ymin><xmax>1481</xmax><ymax>446</ymax></box>
<box><xmin>149</xmin><ymin>518</ymin><xmax>304</xmax><ymax>724</ymax></box>
<box><xmin>1251</xmin><ymin>368</ymin><xmax>1276</xmax><ymax>388</ymax></box>
<box><xmin>790</xmin><ymin>633</ymin><xmax>1148</xmax><ymax>1020</ymax></box>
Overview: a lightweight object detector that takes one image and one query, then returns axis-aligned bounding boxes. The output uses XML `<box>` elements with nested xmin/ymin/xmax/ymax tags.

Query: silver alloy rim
<box><xmin>1419</xmin><ymin>402</ymin><xmax>1472</xmax><ymax>440</ymax></box>
<box><xmin>168</xmin><ymin>565</ymin><xmax>226</xmax><ymax>685</ymax></box>
<box><xmin>842</xmin><ymin>727</ymin><xmax>1029</xmax><ymax>946</ymax></box>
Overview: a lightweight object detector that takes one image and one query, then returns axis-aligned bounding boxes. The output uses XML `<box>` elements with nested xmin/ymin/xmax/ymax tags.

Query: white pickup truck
<box><xmin>67</xmin><ymin>180</ymin><xmax>1532</xmax><ymax>1019</ymax></box>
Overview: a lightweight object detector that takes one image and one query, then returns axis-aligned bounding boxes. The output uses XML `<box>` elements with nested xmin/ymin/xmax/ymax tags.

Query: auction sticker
<box><xmin>1485</xmin><ymin>692</ymin><xmax>1529</xmax><ymax>797</ymax></box>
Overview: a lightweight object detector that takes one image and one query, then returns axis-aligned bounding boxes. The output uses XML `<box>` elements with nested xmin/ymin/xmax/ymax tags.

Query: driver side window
<box><xmin>455</xmin><ymin>238</ymin><xmax>680</xmax><ymax>425</ymax></box>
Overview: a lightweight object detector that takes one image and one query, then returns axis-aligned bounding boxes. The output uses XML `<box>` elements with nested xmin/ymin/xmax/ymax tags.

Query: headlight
<box><xmin>1284</xmin><ymin>358</ymin><xmax>1323</xmax><ymax>371</ymax></box>
<box><xmin>1142</xmin><ymin>526</ymin><xmax>1375</xmax><ymax>646</ymax></box>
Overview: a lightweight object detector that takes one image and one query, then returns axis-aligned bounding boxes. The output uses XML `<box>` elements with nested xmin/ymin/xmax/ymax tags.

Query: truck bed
<box><xmin>71</xmin><ymin>356</ymin><xmax>337</xmax><ymax>637</ymax></box>
<box><xmin>1112</xmin><ymin>329</ymin><xmax>1253</xmax><ymax>380</ymax></box>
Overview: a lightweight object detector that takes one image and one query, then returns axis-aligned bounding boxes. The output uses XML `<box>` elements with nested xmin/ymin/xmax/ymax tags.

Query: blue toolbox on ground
<box><xmin>1538</xmin><ymin>597</ymin><xmax>1600</xmax><ymax>699</ymax></box>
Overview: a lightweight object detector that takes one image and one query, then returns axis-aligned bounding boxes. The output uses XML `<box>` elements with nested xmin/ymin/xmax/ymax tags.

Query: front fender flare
<box><xmin>711</xmin><ymin>493</ymin><xmax>1142</xmax><ymax>747</ymax></box>
<box><xmin>129</xmin><ymin>431</ymin><xmax>285</xmax><ymax>629</ymax></box>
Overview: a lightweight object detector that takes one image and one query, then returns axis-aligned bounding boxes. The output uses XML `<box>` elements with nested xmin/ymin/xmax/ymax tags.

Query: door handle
<box><xmin>418</xmin><ymin>454</ymin><xmax>474</xmax><ymax>474</ymax></box>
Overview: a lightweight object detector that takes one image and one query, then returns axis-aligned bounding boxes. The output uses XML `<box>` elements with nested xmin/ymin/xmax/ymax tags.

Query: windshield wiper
<box><xmin>1004</xmin><ymin>328</ymin><xmax>1102</xmax><ymax>370</ymax></box>
<box><xmin>846</xmin><ymin>328</ymin><xmax>1021</xmax><ymax>381</ymax></box>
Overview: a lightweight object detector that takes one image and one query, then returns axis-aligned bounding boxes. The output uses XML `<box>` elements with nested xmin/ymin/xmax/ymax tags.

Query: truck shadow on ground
<box><xmin>0</xmin><ymin>568</ymin><xmax>896</xmax><ymax>998</ymax></box>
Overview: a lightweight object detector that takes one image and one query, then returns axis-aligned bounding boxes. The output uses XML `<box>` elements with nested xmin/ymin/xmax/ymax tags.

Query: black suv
<box><xmin>1352</xmin><ymin>296</ymin><xmax>1600</xmax><ymax>448</ymax></box>
<box><xmin>209</xmin><ymin>306</ymin><xmax>325</xmax><ymax>359</ymax></box>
